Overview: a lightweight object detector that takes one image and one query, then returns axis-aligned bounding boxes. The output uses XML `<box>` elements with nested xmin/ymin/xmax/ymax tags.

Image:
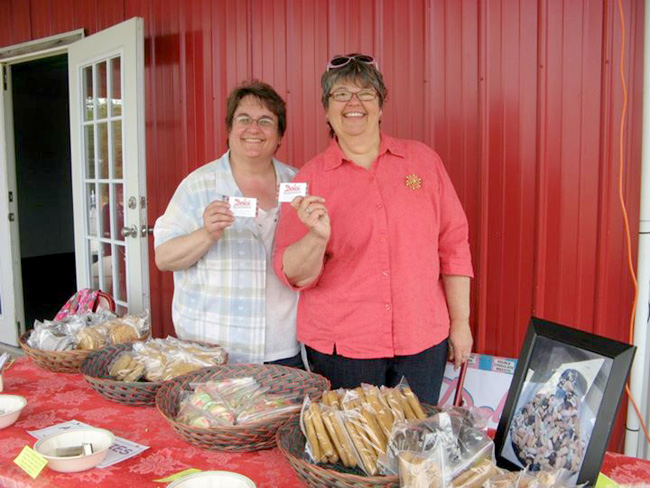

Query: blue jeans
<box><xmin>305</xmin><ymin>340</ymin><xmax>448</xmax><ymax>405</ymax></box>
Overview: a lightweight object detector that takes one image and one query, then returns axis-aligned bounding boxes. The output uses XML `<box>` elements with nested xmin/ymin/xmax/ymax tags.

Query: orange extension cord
<box><xmin>616</xmin><ymin>0</ymin><xmax>650</xmax><ymax>446</ymax></box>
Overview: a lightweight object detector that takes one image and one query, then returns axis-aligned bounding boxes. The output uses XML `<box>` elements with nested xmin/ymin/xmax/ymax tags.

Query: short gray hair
<box><xmin>320</xmin><ymin>54</ymin><xmax>388</xmax><ymax>111</ymax></box>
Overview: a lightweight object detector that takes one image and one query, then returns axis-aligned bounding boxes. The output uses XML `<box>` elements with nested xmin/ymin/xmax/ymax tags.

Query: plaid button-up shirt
<box><xmin>154</xmin><ymin>151</ymin><xmax>298</xmax><ymax>363</ymax></box>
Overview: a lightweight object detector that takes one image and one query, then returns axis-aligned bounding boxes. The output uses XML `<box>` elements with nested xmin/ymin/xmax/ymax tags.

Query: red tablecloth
<box><xmin>0</xmin><ymin>358</ymin><xmax>304</xmax><ymax>488</ymax></box>
<box><xmin>1</xmin><ymin>357</ymin><xmax>650</xmax><ymax>487</ymax></box>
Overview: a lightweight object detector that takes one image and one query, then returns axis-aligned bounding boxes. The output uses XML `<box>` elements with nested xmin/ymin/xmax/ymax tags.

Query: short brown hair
<box><xmin>225</xmin><ymin>80</ymin><xmax>287</xmax><ymax>137</ymax></box>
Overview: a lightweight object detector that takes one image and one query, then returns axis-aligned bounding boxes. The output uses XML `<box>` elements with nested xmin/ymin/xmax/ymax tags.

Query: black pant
<box><xmin>265</xmin><ymin>352</ymin><xmax>304</xmax><ymax>369</ymax></box>
<box><xmin>306</xmin><ymin>340</ymin><xmax>448</xmax><ymax>405</ymax></box>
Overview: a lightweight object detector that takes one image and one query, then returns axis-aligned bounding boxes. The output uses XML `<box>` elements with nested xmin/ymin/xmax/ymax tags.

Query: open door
<box><xmin>0</xmin><ymin>64</ymin><xmax>25</xmax><ymax>345</ymax></box>
<box><xmin>68</xmin><ymin>17</ymin><xmax>149</xmax><ymax>315</ymax></box>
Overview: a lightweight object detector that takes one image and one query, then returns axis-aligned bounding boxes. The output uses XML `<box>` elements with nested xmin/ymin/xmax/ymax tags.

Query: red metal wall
<box><xmin>0</xmin><ymin>0</ymin><xmax>644</xmax><ymax>449</ymax></box>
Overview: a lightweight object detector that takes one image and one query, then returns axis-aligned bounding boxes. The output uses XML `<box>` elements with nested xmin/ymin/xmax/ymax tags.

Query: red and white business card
<box><xmin>278</xmin><ymin>182</ymin><xmax>308</xmax><ymax>203</ymax></box>
<box><xmin>227</xmin><ymin>196</ymin><xmax>257</xmax><ymax>217</ymax></box>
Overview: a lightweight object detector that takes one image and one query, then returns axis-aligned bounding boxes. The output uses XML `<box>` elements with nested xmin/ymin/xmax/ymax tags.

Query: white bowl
<box><xmin>0</xmin><ymin>394</ymin><xmax>27</xmax><ymax>429</ymax></box>
<box><xmin>167</xmin><ymin>471</ymin><xmax>256</xmax><ymax>488</ymax></box>
<box><xmin>34</xmin><ymin>427</ymin><xmax>114</xmax><ymax>473</ymax></box>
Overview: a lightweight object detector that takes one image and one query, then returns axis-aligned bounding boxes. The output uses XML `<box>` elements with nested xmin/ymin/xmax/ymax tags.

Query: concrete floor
<box><xmin>0</xmin><ymin>343</ymin><xmax>24</xmax><ymax>358</ymax></box>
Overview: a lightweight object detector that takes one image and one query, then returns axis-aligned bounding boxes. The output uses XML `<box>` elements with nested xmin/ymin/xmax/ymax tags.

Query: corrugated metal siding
<box><xmin>0</xmin><ymin>0</ymin><xmax>644</xmax><ymax>449</ymax></box>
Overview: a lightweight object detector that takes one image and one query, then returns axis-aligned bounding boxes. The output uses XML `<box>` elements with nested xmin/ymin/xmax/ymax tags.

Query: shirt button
<box><xmin>380</xmin><ymin>237</ymin><xmax>387</xmax><ymax>243</ymax></box>
<box><xmin>385</xmin><ymin>304</ymin><xmax>391</xmax><ymax>311</ymax></box>
<box><xmin>382</xmin><ymin>270</ymin><xmax>389</xmax><ymax>277</ymax></box>
<box><xmin>376</xmin><ymin>203</ymin><xmax>383</xmax><ymax>209</ymax></box>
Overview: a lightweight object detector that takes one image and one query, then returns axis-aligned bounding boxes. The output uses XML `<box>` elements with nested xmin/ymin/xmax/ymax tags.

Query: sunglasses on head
<box><xmin>327</xmin><ymin>54</ymin><xmax>378</xmax><ymax>71</ymax></box>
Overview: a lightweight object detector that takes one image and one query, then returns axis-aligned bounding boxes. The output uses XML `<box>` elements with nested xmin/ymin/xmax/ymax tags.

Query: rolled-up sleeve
<box><xmin>434</xmin><ymin>154</ymin><xmax>474</xmax><ymax>277</ymax></box>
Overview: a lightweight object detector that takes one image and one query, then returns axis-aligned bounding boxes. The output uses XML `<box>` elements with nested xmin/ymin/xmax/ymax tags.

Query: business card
<box><xmin>278</xmin><ymin>182</ymin><xmax>308</xmax><ymax>203</ymax></box>
<box><xmin>227</xmin><ymin>196</ymin><xmax>257</xmax><ymax>217</ymax></box>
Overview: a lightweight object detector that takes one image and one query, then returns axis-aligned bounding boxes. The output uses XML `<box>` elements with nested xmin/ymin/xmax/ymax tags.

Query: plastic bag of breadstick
<box><xmin>360</xmin><ymin>384</ymin><xmax>396</xmax><ymax>438</ymax></box>
<box><xmin>393</xmin><ymin>378</ymin><xmax>429</xmax><ymax>421</ymax></box>
<box><xmin>398</xmin><ymin>445</ymin><xmax>446</xmax><ymax>488</ymax></box>
<box><xmin>300</xmin><ymin>395</ymin><xmax>335</xmax><ymax>464</ymax></box>
<box><xmin>337</xmin><ymin>405</ymin><xmax>385</xmax><ymax>475</ymax></box>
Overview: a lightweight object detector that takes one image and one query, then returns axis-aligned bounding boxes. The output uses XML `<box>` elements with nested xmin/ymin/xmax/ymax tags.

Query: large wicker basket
<box><xmin>276</xmin><ymin>405</ymin><xmax>439</xmax><ymax>488</ymax></box>
<box><xmin>19</xmin><ymin>332</ymin><xmax>91</xmax><ymax>374</ymax></box>
<box><xmin>156</xmin><ymin>364</ymin><xmax>330</xmax><ymax>452</ymax></box>
<box><xmin>80</xmin><ymin>341</ymin><xmax>228</xmax><ymax>406</ymax></box>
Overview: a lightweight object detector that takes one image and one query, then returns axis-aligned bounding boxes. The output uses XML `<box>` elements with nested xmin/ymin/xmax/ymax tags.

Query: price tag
<box><xmin>595</xmin><ymin>473</ymin><xmax>620</xmax><ymax>487</ymax></box>
<box><xmin>14</xmin><ymin>446</ymin><xmax>48</xmax><ymax>479</ymax></box>
<box><xmin>227</xmin><ymin>196</ymin><xmax>257</xmax><ymax>217</ymax></box>
<box><xmin>153</xmin><ymin>468</ymin><xmax>202</xmax><ymax>483</ymax></box>
<box><xmin>278</xmin><ymin>182</ymin><xmax>308</xmax><ymax>203</ymax></box>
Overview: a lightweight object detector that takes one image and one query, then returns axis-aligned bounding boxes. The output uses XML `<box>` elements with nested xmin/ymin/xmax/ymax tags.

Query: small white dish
<box><xmin>0</xmin><ymin>394</ymin><xmax>27</xmax><ymax>429</ymax></box>
<box><xmin>34</xmin><ymin>427</ymin><xmax>114</xmax><ymax>473</ymax></box>
<box><xmin>167</xmin><ymin>470</ymin><xmax>257</xmax><ymax>488</ymax></box>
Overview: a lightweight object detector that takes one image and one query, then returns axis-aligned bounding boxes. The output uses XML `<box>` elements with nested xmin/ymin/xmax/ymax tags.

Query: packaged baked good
<box><xmin>130</xmin><ymin>337</ymin><xmax>227</xmax><ymax>382</ymax></box>
<box><xmin>398</xmin><ymin>449</ymin><xmax>445</xmax><ymax>488</ymax></box>
<box><xmin>106</xmin><ymin>322</ymin><xmax>140</xmax><ymax>344</ymax></box>
<box><xmin>76</xmin><ymin>325</ymin><xmax>108</xmax><ymax>350</ymax></box>
<box><xmin>108</xmin><ymin>352</ymin><xmax>145</xmax><ymax>382</ymax></box>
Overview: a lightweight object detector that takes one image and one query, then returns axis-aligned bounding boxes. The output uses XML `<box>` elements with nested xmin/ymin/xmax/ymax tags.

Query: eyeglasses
<box><xmin>327</xmin><ymin>54</ymin><xmax>378</xmax><ymax>71</ymax></box>
<box><xmin>234</xmin><ymin>114</ymin><xmax>277</xmax><ymax>129</ymax></box>
<box><xmin>329</xmin><ymin>89</ymin><xmax>378</xmax><ymax>102</ymax></box>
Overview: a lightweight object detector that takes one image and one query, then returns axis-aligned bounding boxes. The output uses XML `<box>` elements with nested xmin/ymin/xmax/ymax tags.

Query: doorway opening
<box><xmin>12</xmin><ymin>54</ymin><xmax>76</xmax><ymax>329</ymax></box>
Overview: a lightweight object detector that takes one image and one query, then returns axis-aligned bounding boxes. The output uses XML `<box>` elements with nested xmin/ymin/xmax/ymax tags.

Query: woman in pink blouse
<box><xmin>273</xmin><ymin>54</ymin><xmax>474</xmax><ymax>404</ymax></box>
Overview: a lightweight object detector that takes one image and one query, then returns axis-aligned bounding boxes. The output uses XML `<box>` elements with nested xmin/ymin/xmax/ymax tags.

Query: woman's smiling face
<box><xmin>326</xmin><ymin>80</ymin><xmax>382</xmax><ymax>142</ymax></box>
<box><xmin>228</xmin><ymin>95</ymin><xmax>281</xmax><ymax>162</ymax></box>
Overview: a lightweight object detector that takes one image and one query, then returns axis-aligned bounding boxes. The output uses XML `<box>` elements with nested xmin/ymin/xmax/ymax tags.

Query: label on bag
<box><xmin>14</xmin><ymin>446</ymin><xmax>47</xmax><ymax>479</ymax></box>
<box><xmin>153</xmin><ymin>468</ymin><xmax>202</xmax><ymax>483</ymax></box>
<box><xmin>278</xmin><ymin>182</ymin><xmax>308</xmax><ymax>202</ymax></box>
<box><xmin>227</xmin><ymin>196</ymin><xmax>257</xmax><ymax>217</ymax></box>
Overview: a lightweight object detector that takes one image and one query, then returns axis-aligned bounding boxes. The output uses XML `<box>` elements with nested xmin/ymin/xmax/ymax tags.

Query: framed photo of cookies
<box><xmin>494</xmin><ymin>317</ymin><xmax>635</xmax><ymax>485</ymax></box>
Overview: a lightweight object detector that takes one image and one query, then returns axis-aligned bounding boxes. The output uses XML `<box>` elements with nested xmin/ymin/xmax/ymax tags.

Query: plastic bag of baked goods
<box><xmin>398</xmin><ymin>446</ymin><xmax>446</xmax><ymax>488</ymax></box>
<box><xmin>27</xmin><ymin>309</ymin><xmax>116</xmax><ymax>351</ymax></box>
<box><xmin>176</xmin><ymin>389</ymin><xmax>236</xmax><ymax>427</ymax></box>
<box><xmin>132</xmin><ymin>337</ymin><xmax>227</xmax><ymax>382</ymax></box>
<box><xmin>237</xmin><ymin>391</ymin><xmax>302</xmax><ymax>424</ymax></box>
<box><xmin>382</xmin><ymin>408</ymin><xmax>494</xmax><ymax>483</ymax></box>
<box><xmin>102</xmin><ymin>310</ymin><xmax>150</xmax><ymax>345</ymax></box>
<box><xmin>303</xmin><ymin>393</ymin><xmax>361</xmax><ymax>469</ymax></box>
<box><xmin>107</xmin><ymin>352</ymin><xmax>145</xmax><ymax>382</ymax></box>
<box><xmin>301</xmin><ymin>396</ymin><xmax>338</xmax><ymax>465</ymax></box>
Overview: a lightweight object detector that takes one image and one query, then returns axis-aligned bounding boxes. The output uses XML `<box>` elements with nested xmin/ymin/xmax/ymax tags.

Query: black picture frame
<box><xmin>494</xmin><ymin>317</ymin><xmax>636</xmax><ymax>485</ymax></box>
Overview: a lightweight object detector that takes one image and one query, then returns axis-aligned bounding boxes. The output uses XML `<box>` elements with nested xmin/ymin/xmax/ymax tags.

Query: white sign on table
<box><xmin>28</xmin><ymin>419</ymin><xmax>149</xmax><ymax>468</ymax></box>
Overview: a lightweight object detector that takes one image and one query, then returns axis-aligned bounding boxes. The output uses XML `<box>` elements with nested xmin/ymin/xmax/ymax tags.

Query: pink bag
<box><xmin>53</xmin><ymin>289</ymin><xmax>116</xmax><ymax>321</ymax></box>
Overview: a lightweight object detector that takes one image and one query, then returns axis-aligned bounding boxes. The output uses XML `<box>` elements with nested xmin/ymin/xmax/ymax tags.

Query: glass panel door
<box><xmin>69</xmin><ymin>18</ymin><xmax>149</xmax><ymax>316</ymax></box>
<box><xmin>82</xmin><ymin>58</ymin><xmax>128</xmax><ymax>311</ymax></box>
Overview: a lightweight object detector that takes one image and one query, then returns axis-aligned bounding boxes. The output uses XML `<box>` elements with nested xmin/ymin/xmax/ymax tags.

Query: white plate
<box><xmin>167</xmin><ymin>471</ymin><xmax>256</xmax><ymax>488</ymax></box>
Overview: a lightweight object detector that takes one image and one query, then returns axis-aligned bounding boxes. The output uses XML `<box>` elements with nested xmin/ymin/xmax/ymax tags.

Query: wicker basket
<box><xmin>80</xmin><ymin>341</ymin><xmax>228</xmax><ymax>406</ymax></box>
<box><xmin>276</xmin><ymin>405</ymin><xmax>439</xmax><ymax>488</ymax></box>
<box><xmin>156</xmin><ymin>364</ymin><xmax>330</xmax><ymax>452</ymax></box>
<box><xmin>19</xmin><ymin>332</ymin><xmax>92</xmax><ymax>374</ymax></box>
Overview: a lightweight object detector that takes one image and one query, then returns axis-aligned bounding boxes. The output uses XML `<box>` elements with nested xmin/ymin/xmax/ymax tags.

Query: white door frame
<box><xmin>0</xmin><ymin>30</ymin><xmax>84</xmax><ymax>346</ymax></box>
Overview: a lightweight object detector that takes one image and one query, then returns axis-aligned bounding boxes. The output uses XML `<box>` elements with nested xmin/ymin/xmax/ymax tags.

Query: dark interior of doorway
<box><xmin>12</xmin><ymin>54</ymin><xmax>76</xmax><ymax>330</ymax></box>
